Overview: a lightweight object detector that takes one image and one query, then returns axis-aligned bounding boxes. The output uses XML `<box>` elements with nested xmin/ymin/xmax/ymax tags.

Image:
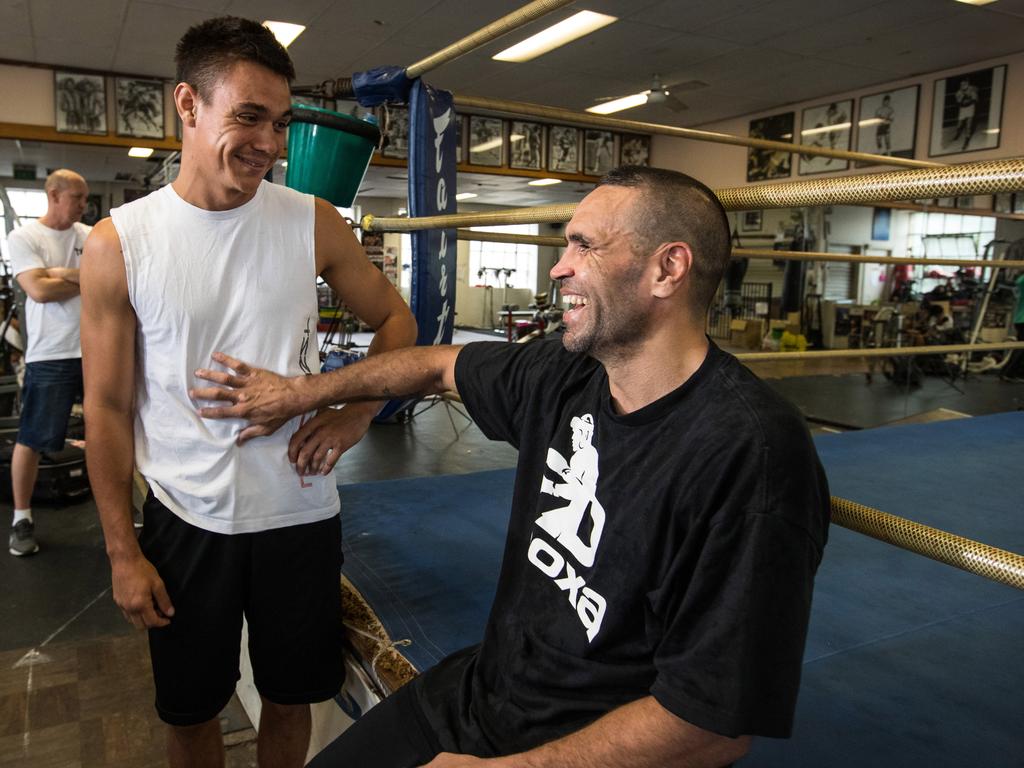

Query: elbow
<box><xmin>721</xmin><ymin>735</ymin><xmax>752</xmax><ymax>765</ymax></box>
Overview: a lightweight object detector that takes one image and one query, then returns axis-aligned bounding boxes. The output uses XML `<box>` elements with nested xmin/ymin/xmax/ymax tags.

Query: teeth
<box><xmin>565</xmin><ymin>295</ymin><xmax>588</xmax><ymax>307</ymax></box>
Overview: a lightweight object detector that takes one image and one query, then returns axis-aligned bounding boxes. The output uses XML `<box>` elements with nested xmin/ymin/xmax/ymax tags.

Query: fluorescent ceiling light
<box><xmin>128</xmin><ymin>146</ymin><xmax>153</xmax><ymax>158</ymax></box>
<box><xmin>954</xmin><ymin>0</ymin><xmax>998</xmax><ymax>5</ymax></box>
<box><xmin>493</xmin><ymin>11</ymin><xmax>617</xmax><ymax>63</ymax></box>
<box><xmin>801</xmin><ymin>122</ymin><xmax>852</xmax><ymax>137</ymax></box>
<box><xmin>263</xmin><ymin>20</ymin><xmax>306</xmax><ymax>48</ymax></box>
<box><xmin>471</xmin><ymin>138</ymin><xmax>504</xmax><ymax>153</ymax></box>
<box><xmin>587</xmin><ymin>92</ymin><xmax>649</xmax><ymax>115</ymax></box>
<box><xmin>455</xmin><ymin>192</ymin><xmax>478</xmax><ymax>200</ymax></box>
<box><xmin>858</xmin><ymin>118</ymin><xmax>883</xmax><ymax>127</ymax></box>
<box><xmin>528</xmin><ymin>178</ymin><xmax>562</xmax><ymax>186</ymax></box>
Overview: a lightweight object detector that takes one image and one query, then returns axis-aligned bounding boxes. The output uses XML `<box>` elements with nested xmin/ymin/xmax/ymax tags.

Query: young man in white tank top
<box><xmin>80</xmin><ymin>17</ymin><xmax>416</xmax><ymax>768</ymax></box>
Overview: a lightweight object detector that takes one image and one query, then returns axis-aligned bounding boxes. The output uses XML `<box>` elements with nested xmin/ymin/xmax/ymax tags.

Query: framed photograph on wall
<box><xmin>798</xmin><ymin>99</ymin><xmax>852</xmax><ymax>175</ymax></box>
<box><xmin>54</xmin><ymin>71</ymin><xmax>107</xmax><ymax>135</ymax></box>
<box><xmin>469</xmin><ymin>116</ymin><xmax>504</xmax><ymax>167</ymax></box>
<box><xmin>548</xmin><ymin>125</ymin><xmax>579</xmax><ymax>172</ymax></box>
<box><xmin>381</xmin><ymin>106</ymin><xmax>410</xmax><ymax>159</ymax></box>
<box><xmin>855</xmin><ymin>85</ymin><xmax>919</xmax><ymax>163</ymax></box>
<box><xmin>1013</xmin><ymin>194</ymin><xmax>1024</xmax><ymax>215</ymax></box>
<box><xmin>583</xmin><ymin>130</ymin><xmax>616</xmax><ymax>176</ymax></box>
<box><xmin>619</xmin><ymin>134</ymin><xmax>651</xmax><ymax>166</ymax></box>
<box><xmin>993</xmin><ymin>193</ymin><xmax>1013</xmax><ymax>214</ymax></box>
<box><xmin>509</xmin><ymin>120</ymin><xmax>544</xmax><ymax>170</ymax></box>
<box><xmin>741</xmin><ymin>210</ymin><xmax>763</xmax><ymax>232</ymax></box>
<box><xmin>929</xmin><ymin>64</ymin><xmax>1006</xmax><ymax>156</ymax></box>
<box><xmin>747</xmin><ymin>112</ymin><xmax>793</xmax><ymax>182</ymax></box>
<box><xmin>115</xmin><ymin>77</ymin><xmax>164</xmax><ymax>139</ymax></box>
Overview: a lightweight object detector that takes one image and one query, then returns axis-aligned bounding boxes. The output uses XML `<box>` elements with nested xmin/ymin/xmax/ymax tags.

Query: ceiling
<box><xmin>3</xmin><ymin>0</ymin><xmax>1024</xmax><ymax>204</ymax></box>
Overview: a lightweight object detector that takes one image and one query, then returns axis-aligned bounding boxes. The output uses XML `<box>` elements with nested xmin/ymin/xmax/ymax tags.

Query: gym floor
<box><xmin>0</xmin><ymin>337</ymin><xmax>1020</xmax><ymax>767</ymax></box>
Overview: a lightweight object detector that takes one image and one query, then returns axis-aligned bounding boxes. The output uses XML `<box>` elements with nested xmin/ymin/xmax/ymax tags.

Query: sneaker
<box><xmin>9</xmin><ymin>520</ymin><xmax>39</xmax><ymax>557</ymax></box>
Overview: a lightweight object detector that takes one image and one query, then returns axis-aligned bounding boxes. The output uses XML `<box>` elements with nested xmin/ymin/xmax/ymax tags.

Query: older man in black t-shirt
<box><xmin>193</xmin><ymin>167</ymin><xmax>831</xmax><ymax>768</ymax></box>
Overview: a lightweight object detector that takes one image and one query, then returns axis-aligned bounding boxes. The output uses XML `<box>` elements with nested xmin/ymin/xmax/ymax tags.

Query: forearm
<box><xmin>85</xmin><ymin>403</ymin><xmax>140</xmax><ymax>564</ymax></box>
<box><xmin>344</xmin><ymin>300</ymin><xmax>418</xmax><ymax>417</ymax></box>
<box><xmin>495</xmin><ymin>697</ymin><xmax>750</xmax><ymax>768</ymax></box>
<box><xmin>26</xmin><ymin>277</ymin><xmax>81</xmax><ymax>302</ymax></box>
<box><xmin>300</xmin><ymin>345</ymin><xmax>460</xmax><ymax>413</ymax></box>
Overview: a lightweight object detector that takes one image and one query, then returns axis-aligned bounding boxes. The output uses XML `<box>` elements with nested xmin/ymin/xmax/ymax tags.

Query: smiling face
<box><xmin>179</xmin><ymin>59</ymin><xmax>292</xmax><ymax>207</ymax></box>
<box><xmin>551</xmin><ymin>185</ymin><xmax>654</xmax><ymax>360</ymax></box>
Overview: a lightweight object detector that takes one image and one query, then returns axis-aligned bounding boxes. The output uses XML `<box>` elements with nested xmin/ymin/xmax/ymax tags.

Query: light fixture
<box><xmin>954</xmin><ymin>0</ymin><xmax>998</xmax><ymax>5</ymax></box>
<box><xmin>858</xmin><ymin>118</ymin><xmax>882</xmax><ymax>127</ymax></box>
<box><xmin>801</xmin><ymin>122</ymin><xmax>852</xmax><ymax>137</ymax></box>
<box><xmin>586</xmin><ymin>92</ymin><xmax>649</xmax><ymax>115</ymax></box>
<box><xmin>128</xmin><ymin>147</ymin><xmax>154</xmax><ymax>158</ymax></box>
<box><xmin>263</xmin><ymin>21</ymin><xmax>306</xmax><ymax>48</ymax></box>
<box><xmin>470</xmin><ymin>137</ymin><xmax>504</xmax><ymax>153</ymax></box>
<box><xmin>455</xmin><ymin>192</ymin><xmax>478</xmax><ymax>200</ymax></box>
<box><xmin>528</xmin><ymin>178</ymin><xmax>561</xmax><ymax>186</ymax></box>
<box><xmin>493</xmin><ymin>11</ymin><xmax>617</xmax><ymax>63</ymax></box>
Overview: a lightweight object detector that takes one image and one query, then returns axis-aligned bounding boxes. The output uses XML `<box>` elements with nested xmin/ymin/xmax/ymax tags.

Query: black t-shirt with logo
<box><xmin>409</xmin><ymin>338</ymin><xmax>830</xmax><ymax>755</ymax></box>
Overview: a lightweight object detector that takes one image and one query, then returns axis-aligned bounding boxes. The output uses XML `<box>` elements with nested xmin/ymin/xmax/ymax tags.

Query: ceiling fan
<box><xmin>590</xmin><ymin>74</ymin><xmax>707</xmax><ymax>114</ymax></box>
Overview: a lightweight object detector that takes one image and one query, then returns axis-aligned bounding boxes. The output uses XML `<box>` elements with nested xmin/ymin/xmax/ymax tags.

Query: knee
<box><xmin>260</xmin><ymin>697</ymin><xmax>309</xmax><ymax>723</ymax></box>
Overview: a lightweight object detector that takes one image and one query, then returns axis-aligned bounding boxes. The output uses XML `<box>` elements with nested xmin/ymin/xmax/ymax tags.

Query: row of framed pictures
<box><xmin>54</xmin><ymin>71</ymin><xmax>165</xmax><ymax>139</ymax></box>
<box><xmin>747</xmin><ymin>63</ymin><xmax>1008</xmax><ymax>182</ymax></box>
<box><xmin>377</xmin><ymin>106</ymin><xmax>651</xmax><ymax>175</ymax></box>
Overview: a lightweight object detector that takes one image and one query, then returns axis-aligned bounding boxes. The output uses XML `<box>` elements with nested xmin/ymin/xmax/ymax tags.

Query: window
<box><xmin>468</xmin><ymin>224</ymin><xmax>538</xmax><ymax>290</ymax></box>
<box><xmin>905</xmin><ymin>211</ymin><xmax>997</xmax><ymax>293</ymax></box>
<box><xmin>1</xmin><ymin>188</ymin><xmax>48</xmax><ymax>267</ymax></box>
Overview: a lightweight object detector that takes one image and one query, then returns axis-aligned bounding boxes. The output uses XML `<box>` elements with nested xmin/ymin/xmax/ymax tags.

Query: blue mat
<box><xmin>339</xmin><ymin>412</ymin><xmax>1024</xmax><ymax>767</ymax></box>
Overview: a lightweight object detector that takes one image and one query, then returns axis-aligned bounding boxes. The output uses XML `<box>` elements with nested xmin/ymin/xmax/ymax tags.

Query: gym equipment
<box><xmin>286</xmin><ymin>106</ymin><xmax>380</xmax><ymax>207</ymax></box>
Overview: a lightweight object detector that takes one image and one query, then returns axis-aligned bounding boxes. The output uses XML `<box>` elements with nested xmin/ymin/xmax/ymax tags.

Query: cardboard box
<box><xmin>730</xmin><ymin>318</ymin><xmax>764</xmax><ymax>349</ymax></box>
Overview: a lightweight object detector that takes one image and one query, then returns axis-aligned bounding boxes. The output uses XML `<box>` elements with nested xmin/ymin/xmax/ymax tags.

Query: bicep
<box><xmin>315</xmin><ymin>199</ymin><xmax>409</xmax><ymax>330</ymax></box>
<box><xmin>80</xmin><ymin>221</ymin><xmax>136</xmax><ymax>411</ymax></box>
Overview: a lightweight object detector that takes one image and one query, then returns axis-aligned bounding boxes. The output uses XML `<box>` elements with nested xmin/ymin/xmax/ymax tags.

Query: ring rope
<box><xmin>831</xmin><ymin>497</ymin><xmax>1024</xmax><ymax>591</ymax></box>
<box><xmin>362</xmin><ymin>157</ymin><xmax>1024</xmax><ymax>232</ymax></box>
<box><xmin>454</xmin><ymin>230</ymin><xmax>1024</xmax><ymax>269</ymax></box>
<box><xmin>736</xmin><ymin>342</ymin><xmax>1024</xmax><ymax>362</ymax></box>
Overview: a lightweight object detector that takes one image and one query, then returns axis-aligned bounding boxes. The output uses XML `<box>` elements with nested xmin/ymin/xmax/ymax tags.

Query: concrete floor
<box><xmin>1</xmin><ymin>340</ymin><xmax>1021</xmax><ymax>766</ymax></box>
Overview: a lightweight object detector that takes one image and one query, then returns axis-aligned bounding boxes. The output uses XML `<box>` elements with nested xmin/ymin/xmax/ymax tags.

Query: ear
<box><xmin>174</xmin><ymin>83</ymin><xmax>199</xmax><ymax>127</ymax></box>
<box><xmin>651</xmin><ymin>242</ymin><xmax>692</xmax><ymax>299</ymax></box>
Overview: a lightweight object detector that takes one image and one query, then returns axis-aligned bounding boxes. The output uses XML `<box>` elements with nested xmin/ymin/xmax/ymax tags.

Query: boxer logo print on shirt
<box><xmin>528</xmin><ymin>414</ymin><xmax>608</xmax><ymax>642</ymax></box>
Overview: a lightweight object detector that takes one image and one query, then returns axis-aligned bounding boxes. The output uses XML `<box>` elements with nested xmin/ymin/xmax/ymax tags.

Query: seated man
<box><xmin>193</xmin><ymin>167</ymin><xmax>832</xmax><ymax>768</ymax></box>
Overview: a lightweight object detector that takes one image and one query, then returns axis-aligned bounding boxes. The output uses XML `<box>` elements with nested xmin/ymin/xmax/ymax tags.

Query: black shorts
<box><xmin>140</xmin><ymin>494</ymin><xmax>345</xmax><ymax>726</ymax></box>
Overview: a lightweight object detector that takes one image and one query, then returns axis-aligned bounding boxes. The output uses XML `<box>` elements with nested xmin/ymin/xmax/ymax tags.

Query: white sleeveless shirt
<box><xmin>110</xmin><ymin>181</ymin><xmax>340</xmax><ymax>534</ymax></box>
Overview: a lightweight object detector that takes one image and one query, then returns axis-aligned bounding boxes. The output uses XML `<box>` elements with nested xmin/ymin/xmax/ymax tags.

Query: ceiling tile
<box><xmin>1</xmin><ymin>0</ymin><xmax>31</xmax><ymax>38</ymax></box>
<box><xmin>35</xmin><ymin>38</ymin><xmax>120</xmax><ymax>71</ymax></box>
<box><xmin>31</xmin><ymin>0</ymin><xmax>128</xmax><ymax>43</ymax></box>
<box><xmin>693</xmin><ymin>0</ymin><xmax>880</xmax><ymax>46</ymax></box>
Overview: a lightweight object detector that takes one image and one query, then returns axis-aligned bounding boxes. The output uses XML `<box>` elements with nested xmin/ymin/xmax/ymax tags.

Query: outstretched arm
<box><xmin>421</xmin><ymin>696</ymin><xmax>750</xmax><ymax>768</ymax></box>
<box><xmin>81</xmin><ymin>218</ymin><xmax>174</xmax><ymax>630</ymax></box>
<box><xmin>192</xmin><ymin>343</ymin><xmax>461</xmax><ymax>447</ymax></box>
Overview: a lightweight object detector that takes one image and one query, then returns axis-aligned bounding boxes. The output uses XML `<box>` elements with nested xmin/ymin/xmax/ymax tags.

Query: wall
<box><xmin>651</xmin><ymin>50</ymin><xmax>1024</xmax><ymax>190</ymax></box>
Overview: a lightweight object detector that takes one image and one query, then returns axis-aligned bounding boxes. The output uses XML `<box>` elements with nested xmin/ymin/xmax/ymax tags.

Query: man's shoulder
<box><xmin>707</xmin><ymin>353</ymin><xmax>809</xmax><ymax>444</ymax></box>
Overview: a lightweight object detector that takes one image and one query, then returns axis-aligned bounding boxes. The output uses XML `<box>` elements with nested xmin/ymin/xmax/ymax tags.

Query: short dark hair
<box><xmin>175</xmin><ymin>16</ymin><xmax>295</xmax><ymax>101</ymax></box>
<box><xmin>599</xmin><ymin>166</ymin><xmax>731</xmax><ymax>317</ymax></box>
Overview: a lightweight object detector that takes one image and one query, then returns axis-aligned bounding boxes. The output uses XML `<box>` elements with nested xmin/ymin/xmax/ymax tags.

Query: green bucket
<box><xmin>286</xmin><ymin>105</ymin><xmax>381</xmax><ymax>207</ymax></box>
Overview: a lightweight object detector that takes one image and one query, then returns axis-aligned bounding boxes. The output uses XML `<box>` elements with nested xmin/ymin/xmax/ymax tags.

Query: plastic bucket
<box><xmin>286</xmin><ymin>105</ymin><xmax>380</xmax><ymax>207</ymax></box>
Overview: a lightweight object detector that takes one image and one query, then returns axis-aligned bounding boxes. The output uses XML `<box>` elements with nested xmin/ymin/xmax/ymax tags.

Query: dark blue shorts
<box><xmin>17</xmin><ymin>358</ymin><xmax>83</xmax><ymax>453</ymax></box>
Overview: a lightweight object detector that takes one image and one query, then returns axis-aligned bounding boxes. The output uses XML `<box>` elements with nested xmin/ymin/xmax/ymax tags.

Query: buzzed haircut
<box><xmin>175</xmin><ymin>16</ymin><xmax>295</xmax><ymax>102</ymax></box>
<box><xmin>599</xmin><ymin>166</ymin><xmax>731</xmax><ymax>317</ymax></box>
<box><xmin>44</xmin><ymin>169</ymin><xmax>85</xmax><ymax>195</ymax></box>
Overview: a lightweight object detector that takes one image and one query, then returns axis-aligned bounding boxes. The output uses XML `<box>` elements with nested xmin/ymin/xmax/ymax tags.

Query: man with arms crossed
<box><xmin>194</xmin><ymin>167</ymin><xmax>830</xmax><ymax>767</ymax></box>
<box><xmin>8</xmin><ymin>169</ymin><xmax>89</xmax><ymax>557</ymax></box>
<box><xmin>81</xmin><ymin>17</ymin><xmax>416</xmax><ymax>768</ymax></box>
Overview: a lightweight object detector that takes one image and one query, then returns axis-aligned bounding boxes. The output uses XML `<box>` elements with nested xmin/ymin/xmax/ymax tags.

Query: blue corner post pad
<box><xmin>374</xmin><ymin>78</ymin><xmax>459</xmax><ymax>423</ymax></box>
<box><xmin>352</xmin><ymin>66</ymin><xmax>413</xmax><ymax>106</ymax></box>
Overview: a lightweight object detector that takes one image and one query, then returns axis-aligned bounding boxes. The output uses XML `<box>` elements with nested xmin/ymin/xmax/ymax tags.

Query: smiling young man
<box><xmin>7</xmin><ymin>169</ymin><xmax>89</xmax><ymax>557</ymax></box>
<box><xmin>80</xmin><ymin>16</ymin><xmax>416</xmax><ymax>768</ymax></box>
<box><xmin>192</xmin><ymin>166</ymin><xmax>830</xmax><ymax>767</ymax></box>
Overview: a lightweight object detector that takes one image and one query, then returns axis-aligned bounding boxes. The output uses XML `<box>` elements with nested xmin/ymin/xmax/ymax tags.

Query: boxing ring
<box><xmin>328</xmin><ymin>413</ymin><xmax>1023</xmax><ymax>767</ymax></box>
<box><xmin>267</xmin><ymin>0</ymin><xmax>1024</xmax><ymax>760</ymax></box>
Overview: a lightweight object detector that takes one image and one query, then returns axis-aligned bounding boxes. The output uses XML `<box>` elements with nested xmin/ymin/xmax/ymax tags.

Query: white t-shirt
<box><xmin>8</xmin><ymin>220</ymin><xmax>90</xmax><ymax>363</ymax></box>
<box><xmin>109</xmin><ymin>181</ymin><xmax>340</xmax><ymax>535</ymax></box>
